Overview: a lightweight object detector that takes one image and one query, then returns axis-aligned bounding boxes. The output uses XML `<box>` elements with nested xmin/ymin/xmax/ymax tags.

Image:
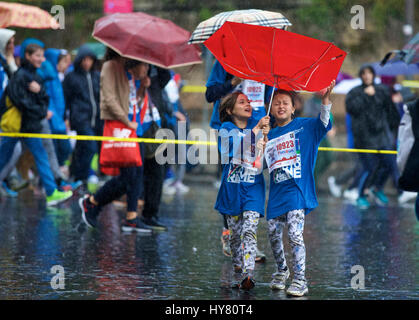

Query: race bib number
<box><xmin>265</xmin><ymin>132</ymin><xmax>298</xmax><ymax>173</ymax></box>
<box><xmin>237</xmin><ymin>80</ymin><xmax>265</xmax><ymax>109</ymax></box>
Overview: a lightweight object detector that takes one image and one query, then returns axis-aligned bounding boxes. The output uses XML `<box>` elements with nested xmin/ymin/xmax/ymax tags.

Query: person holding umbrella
<box><xmin>262</xmin><ymin>81</ymin><xmax>335</xmax><ymax>297</ymax></box>
<box><xmin>215</xmin><ymin>91</ymin><xmax>270</xmax><ymax>290</ymax></box>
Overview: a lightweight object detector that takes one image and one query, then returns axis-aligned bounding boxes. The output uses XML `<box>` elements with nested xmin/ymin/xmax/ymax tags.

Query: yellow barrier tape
<box><xmin>181</xmin><ymin>85</ymin><xmax>207</xmax><ymax>93</ymax></box>
<box><xmin>0</xmin><ymin>132</ymin><xmax>398</xmax><ymax>154</ymax></box>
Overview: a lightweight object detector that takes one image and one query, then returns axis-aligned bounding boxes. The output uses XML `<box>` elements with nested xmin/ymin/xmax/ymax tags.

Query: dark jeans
<box><xmin>70</xmin><ymin>127</ymin><xmax>98</xmax><ymax>181</ymax></box>
<box><xmin>53</xmin><ymin>139</ymin><xmax>72</xmax><ymax>167</ymax></box>
<box><xmin>358</xmin><ymin>149</ymin><xmax>394</xmax><ymax>197</ymax></box>
<box><xmin>142</xmin><ymin>154</ymin><xmax>165</xmax><ymax>219</ymax></box>
<box><xmin>94</xmin><ymin>165</ymin><xmax>143</xmax><ymax>212</ymax></box>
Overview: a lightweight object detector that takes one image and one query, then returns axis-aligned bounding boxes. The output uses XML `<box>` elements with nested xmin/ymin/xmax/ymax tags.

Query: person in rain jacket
<box><xmin>0</xmin><ymin>43</ymin><xmax>72</xmax><ymax>205</ymax></box>
<box><xmin>41</xmin><ymin>48</ymin><xmax>72</xmax><ymax>166</ymax></box>
<box><xmin>63</xmin><ymin>44</ymin><xmax>101</xmax><ymax>184</ymax></box>
<box><xmin>0</xmin><ymin>28</ymin><xmax>18</xmax><ymax>98</ymax></box>
<box><xmin>0</xmin><ymin>28</ymin><xmax>22</xmax><ymax>197</ymax></box>
<box><xmin>345</xmin><ymin>65</ymin><xmax>400</xmax><ymax>209</ymax></box>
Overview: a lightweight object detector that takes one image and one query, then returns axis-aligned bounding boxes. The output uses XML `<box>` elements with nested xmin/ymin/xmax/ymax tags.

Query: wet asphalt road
<box><xmin>0</xmin><ymin>176</ymin><xmax>417</xmax><ymax>300</ymax></box>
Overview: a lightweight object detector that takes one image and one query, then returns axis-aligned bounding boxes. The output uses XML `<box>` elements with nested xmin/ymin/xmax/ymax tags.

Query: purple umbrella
<box><xmin>372</xmin><ymin>60</ymin><xmax>419</xmax><ymax>76</ymax></box>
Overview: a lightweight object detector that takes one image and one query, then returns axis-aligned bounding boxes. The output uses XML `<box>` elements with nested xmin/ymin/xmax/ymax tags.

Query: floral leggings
<box><xmin>226</xmin><ymin>211</ymin><xmax>259</xmax><ymax>275</ymax></box>
<box><xmin>268</xmin><ymin>209</ymin><xmax>306</xmax><ymax>281</ymax></box>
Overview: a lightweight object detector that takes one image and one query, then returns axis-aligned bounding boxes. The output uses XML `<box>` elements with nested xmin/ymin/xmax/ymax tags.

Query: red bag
<box><xmin>99</xmin><ymin>102</ymin><xmax>142</xmax><ymax>172</ymax></box>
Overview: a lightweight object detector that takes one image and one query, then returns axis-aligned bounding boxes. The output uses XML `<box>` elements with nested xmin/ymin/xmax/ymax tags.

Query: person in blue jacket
<box><xmin>263</xmin><ymin>81</ymin><xmax>335</xmax><ymax>297</ymax></box>
<box><xmin>43</xmin><ymin>48</ymin><xmax>72</xmax><ymax>166</ymax></box>
<box><xmin>206</xmin><ymin>59</ymin><xmax>271</xmax><ymax>261</ymax></box>
<box><xmin>215</xmin><ymin>91</ymin><xmax>270</xmax><ymax>290</ymax></box>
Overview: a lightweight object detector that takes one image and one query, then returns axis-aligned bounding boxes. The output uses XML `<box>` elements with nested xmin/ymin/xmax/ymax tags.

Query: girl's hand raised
<box><xmin>320</xmin><ymin>80</ymin><xmax>336</xmax><ymax>105</ymax></box>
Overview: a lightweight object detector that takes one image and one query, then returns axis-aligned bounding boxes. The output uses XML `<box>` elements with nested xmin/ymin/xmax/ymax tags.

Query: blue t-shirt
<box><xmin>266</xmin><ymin>117</ymin><xmax>331</xmax><ymax>220</ymax></box>
<box><xmin>215</xmin><ymin>118</ymin><xmax>266</xmax><ymax>216</ymax></box>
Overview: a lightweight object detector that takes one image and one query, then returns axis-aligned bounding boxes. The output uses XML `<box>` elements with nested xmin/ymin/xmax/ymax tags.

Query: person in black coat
<box><xmin>345</xmin><ymin>65</ymin><xmax>400</xmax><ymax>209</ymax></box>
<box><xmin>63</xmin><ymin>45</ymin><xmax>101</xmax><ymax>184</ymax></box>
<box><xmin>398</xmin><ymin>98</ymin><xmax>419</xmax><ymax>219</ymax></box>
<box><xmin>0</xmin><ymin>43</ymin><xmax>72</xmax><ymax>204</ymax></box>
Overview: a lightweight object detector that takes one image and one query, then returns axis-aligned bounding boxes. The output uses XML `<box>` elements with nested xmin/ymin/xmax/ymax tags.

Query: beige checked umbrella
<box><xmin>188</xmin><ymin>9</ymin><xmax>291</xmax><ymax>44</ymax></box>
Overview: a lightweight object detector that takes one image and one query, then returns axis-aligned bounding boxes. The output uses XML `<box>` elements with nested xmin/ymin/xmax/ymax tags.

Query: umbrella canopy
<box><xmin>92</xmin><ymin>12</ymin><xmax>201</xmax><ymax>69</ymax></box>
<box><xmin>72</xmin><ymin>42</ymin><xmax>107</xmax><ymax>60</ymax></box>
<box><xmin>204</xmin><ymin>21</ymin><xmax>346</xmax><ymax>92</ymax></box>
<box><xmin>381</xmin><ymin>32</ymin><xmax>419</xmax><ymax>66</ymax></box>
<box><xmin>0</xmin><ymin>2</ymin><xmax>59</xmax><ymax>29</ymax></box>
<box><xmin>372</xmin><ymin>60</ymin><xmax>419</xmax><ymax>76</ymax></box>
<box><xmin>188</xmin><ymin>9</ymin><xmax>291</xmax><ymax>44</ymax></box>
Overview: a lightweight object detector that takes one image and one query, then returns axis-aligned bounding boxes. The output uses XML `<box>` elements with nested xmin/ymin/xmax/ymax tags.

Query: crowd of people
<box><xmin>0</xmin><ymin>28</ymin><xmax>190</xmax><ymax>232</ymax></box>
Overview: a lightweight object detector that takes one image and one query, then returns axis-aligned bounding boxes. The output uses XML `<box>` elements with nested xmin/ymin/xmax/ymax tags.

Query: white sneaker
<box><xmin>343</xmin><ymin>188</ymin><xmax>359</xmax><ymax>201</ymax></box>
<box><xmin>327</xmin><ymin>176</ymin><xmax>341</xmax><ymax>198</ymax></box>
<box><xmin>174</xmin><ymin>181</ymin><xmax>190</xmax><ymax>194</ymax></box>
<box><xmin>398</xmin><ymin>191</ymin><xmax>417</xmax><ymax>204</ymax></box>
<box><xmin>163</xmin><ymin>184</ymin><xmax>176</xmax><ymax>195</ymax></box>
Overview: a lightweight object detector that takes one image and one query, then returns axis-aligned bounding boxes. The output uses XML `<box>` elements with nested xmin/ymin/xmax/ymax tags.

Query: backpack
<box><xmin>0</xmin><ymin>86</ymin><xmax>21</xmax><ymax>133</ymax></box>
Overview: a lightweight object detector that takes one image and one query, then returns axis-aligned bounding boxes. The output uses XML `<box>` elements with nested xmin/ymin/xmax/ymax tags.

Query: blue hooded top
<box><xmin>37</xmin><ymin>48</ymin><xmax>66</xmax><ymax>133</ymax></box>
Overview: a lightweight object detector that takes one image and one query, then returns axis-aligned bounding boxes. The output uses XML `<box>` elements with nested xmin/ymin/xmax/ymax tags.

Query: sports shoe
<box><xmin>356</xmin><ymin>196</ymin><xmax>370</xmax><ymax>210</ymax></box>
<box><xmin>240</xmin><ymin>273</ymin><xmax>255</xmax><ymax>291</ymax></box>
<box><xmin>140</xmin><ymin>216</ymin><xmax>167</xmax><ymax>231</ymax></box>
<box><xmin>173</xmin><ymin>181</ymin><xmax>190</xmax><ymax>194</ymax></box>
<box><xmin>372</xmin><ymin>189</ymin><xmax>388</xmax><ymax>206</ymax></box>
<box><xmin>343</xmin><ymin>188</ymin><xmax>358</xmax><ymax>201</ymax></box>
<box><xmin>221</xmin><ymin>229</ymin><xmax>231</xmax><ymax>257</ymax></box>
<box><xmin>2</xmin><ymin>182</ymin><xmax>18</xmax><ymax>197</ymax></box>
<box><xmin>232</xmin><ymin>267</ymin><xmax>242</xmax><ymax>289</ymax></box>
<box><xmin>46</xmin><ymin>189</ymin><xmax>73</xmax><ymax>206</ymax></box>
<box><xmin>327</xmin><ymin>176</ymin><xmax>341</xmax><ymax>198</ymax></box>
<box><xmin>286</xmin><ymin>279</ymin><xmax>308</xmax><ymax>297</ymax></box>
<box><xmin>162</xmin><ymin>183</ymin><xmax>176</xmax><ymax>195</ymax></box>
<box><xmin>59</xmin><ymin>180</ymin><xmax>83</xmax><ymax>192</ymax></box>
<box><xmin>398</xmin><ymin>191</ymin><xmax>417</xmax><ymax>204</ymax></box>
<box><xmin>122</xmin><ymin>217</ymin><xmax>152</xmax><ymax>234</ymax></box>
<box><xmin>213</xmin><ymin>180</ymin><xmax>221</xmax><ymax>189</ymax></box>
<box><xmin>78</xmin><ymin>195</ymin><xmax>100</xmax><ymax>228</ymax></box>
<box><xmin>255</xmin><ymin>248</ymin><xmax>266</xmax><ymax>263</ymax></box>
<box><xmin>270</xmin><ymin>268</ymin><xmax>290</xmax><ymax>290</ymax></box>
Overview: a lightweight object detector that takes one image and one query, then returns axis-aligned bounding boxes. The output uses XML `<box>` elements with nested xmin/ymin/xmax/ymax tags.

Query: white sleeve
<box><xmin>320</xmin><ymin>103</ymin><xmax>332</xmax><ymax>127</ymax></box>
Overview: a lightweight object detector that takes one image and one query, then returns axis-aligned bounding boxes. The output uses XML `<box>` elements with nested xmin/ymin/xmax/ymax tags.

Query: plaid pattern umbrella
<box><xmin>0</xmin><ymin>2</ymin><xmax>59</xmax><ymax>29</ymax></box>
<box><xmin>188</xmin><ymin>9</ymin><xmax>291</xmax><ymax>44</ymax></box>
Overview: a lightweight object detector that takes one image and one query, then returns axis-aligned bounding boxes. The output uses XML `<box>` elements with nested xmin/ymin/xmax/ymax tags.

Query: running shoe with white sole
<box><xmin>270</xmin><ymin>268</ymin><xmax>290</xmax><ymax>290</ymax></box>
<box><xmin>398</xmin><ymin>191</ymin><xmax>417</xmax><ymax>204</ymax></box>
<box><xmin>47</xmin><ymin>190</ymin><xmax>73</xmax><ymax>206</ymax></box>
<box><xmin>286</xmin><ymin>279</ymin><xmax>308</xmax><ymax>297</ymax></box>
<box><xmin>78</xmin><ymin>195</ymin><xmax>100</xmax><ymax>228</ymax></box>
<box><xmin>327</xmin><ymin>176</ymin><xmax>342</xmax><ymax>198</ymax></box>
<box><xmin>122</xmin><ymin>217</ymin><xmax>152</xmax><ymax>234</ymax></box>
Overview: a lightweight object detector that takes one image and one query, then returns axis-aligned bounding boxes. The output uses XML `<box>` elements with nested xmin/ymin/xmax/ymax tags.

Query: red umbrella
<box><xmin>92</xmin><ymin>12</ymin><xmax>201</xmax><ymax>69</ymax></box>
<box><xmin>204</xmin><ymin>21</ymin><xmax>346</xmax><ymax>92</ymax></box>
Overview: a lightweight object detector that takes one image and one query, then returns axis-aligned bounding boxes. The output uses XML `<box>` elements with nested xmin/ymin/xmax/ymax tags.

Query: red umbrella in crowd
<box><xmin>92</xmin><ymin>12</ymin><xmax>202</xmax><ymax>69</ymax></box>
<box><xmin>0</xmin><ymin>1</ymin><xmax>60</xmax><ymax>29</ymax></box>
<box><xmin>204</xmin><ymin>21</ymin><xmax>346</xmax><ymax>93</ymax></box>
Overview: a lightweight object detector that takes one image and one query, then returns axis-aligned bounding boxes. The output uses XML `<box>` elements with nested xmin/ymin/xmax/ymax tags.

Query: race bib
<box><xmin>265</xmin><ymin>131</ymin><xmax>298</xmax><ymax>173</ymax></box>
<box><xmin>236</xmin><ymin>80</ymin><xmax>265</xmax><ymax>109</ymax></box>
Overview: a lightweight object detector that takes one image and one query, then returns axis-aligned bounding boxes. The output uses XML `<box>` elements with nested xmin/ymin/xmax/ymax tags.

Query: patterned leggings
<box><xmin>268</xmin><ymin>209</ymin><xmax>306</xmax><ymax>281</ymax></box>
<box><xmin>226</xmin><ymin>211</ymin><xmax>260</xmax><ymax>275</ymax></box>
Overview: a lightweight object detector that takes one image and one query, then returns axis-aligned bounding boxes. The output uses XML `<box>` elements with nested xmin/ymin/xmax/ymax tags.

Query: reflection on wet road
<box><xmin>0</xmin><ymin>181</ymin><xmax>417</xmax><ymax>299</ymax></box>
